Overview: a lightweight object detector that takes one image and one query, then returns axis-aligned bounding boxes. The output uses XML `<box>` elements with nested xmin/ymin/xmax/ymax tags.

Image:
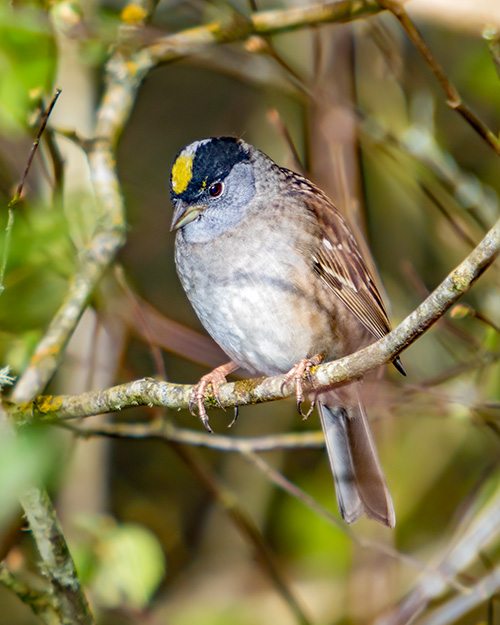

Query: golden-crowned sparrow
<box><xmin>170</xmin><ymin>136</ymin><xmax>403</xmax><ymax>528</ymax></box>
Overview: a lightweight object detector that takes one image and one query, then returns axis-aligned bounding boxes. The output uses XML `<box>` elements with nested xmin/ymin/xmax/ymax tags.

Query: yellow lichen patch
<box><xmin>120</xmin><ymin>4</ymin><xmax>147</xmax><ymax>25</ymax></box>
<box><xmin>15</xmin><ymin>402</ymin><xmax>34</xmax><ymax>419</ymax></box>
<box><xmin>35</xmin><ymin>395</ymin><xmax>64</xmax><ymax>415</ymax></box>
<box><xmin>32</xmin><ymin>344</ymin><xmax>59</xmax><ymax>364</ymax></box>
<box><xmin>171</xmin><ymin>154</ymin><xmax>194</xmax><ymax>195</ymax></box>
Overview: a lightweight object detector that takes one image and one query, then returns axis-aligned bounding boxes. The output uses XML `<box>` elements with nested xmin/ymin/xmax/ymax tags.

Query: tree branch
<box><xmin>58</xmin><ymin>420</ymin><xmax>470</xmax><ymax>595</ymax></box>
<box><xmin>62</xmin><ymin>420</ymin><xmax>325</xmax><ymax>452</ymax></box>
<box><xmin>416</xmin><ymin>563</ymin><xmax>500</xmax><ymax>625</ymax></box>
<box><xmin>17</xmin><ymin>488</ymin><xmax>95</xmax><ymax>625</ymax></box>
<box><xmin>377</xmin><ymin>478</ymin><xmax>500</xmax><ymax>625</ymax></box>
<box><xmin>145</xmin><ymin>0</ymin><xmax>382</xmax><ymax>63</ymax></box>
<box><xmin>168</xmin><ymin>442</ymin><xmax>313</xmax><ymax>625</ymax></box>
<box><xmin>376</xmin><ymin>0</ymin><xmax>500</xmax><ymax>156</ymax></box>
<box><xmin>12</xmin><ymin>213</ymin><xmax>500</xmax><ymax>425</ymax></box>
<box><xmin>0</xmin><ymin>563</ymin><xmax>59</xmax><ymax>625</ymax></box>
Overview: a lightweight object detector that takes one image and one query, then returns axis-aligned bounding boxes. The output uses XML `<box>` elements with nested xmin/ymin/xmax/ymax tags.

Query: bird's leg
<box><xmin>281</xmin><ymin>354</ymin><xmax>325</xmax><ymax>419</ymax></box>
<box><xmin>189</xmin><ymin>361</ymin><xmax>239</xmax><ymax>432</ymax></box>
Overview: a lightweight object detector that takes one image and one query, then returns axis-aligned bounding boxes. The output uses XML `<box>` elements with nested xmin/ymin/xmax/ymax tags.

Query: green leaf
<box><xmin>0</xmin><ymin>426</ymin><xmax>57</xmax><ymax>530</ymax></box>
<box><xmin>73</xmin><ymin>515</ymin><xmax>166</xmax><ymax>609</ymax></box>
<box><xmin>0</xmin><ymin>4</ymin><xmax>56</xmax><ymax>133</ymax></box>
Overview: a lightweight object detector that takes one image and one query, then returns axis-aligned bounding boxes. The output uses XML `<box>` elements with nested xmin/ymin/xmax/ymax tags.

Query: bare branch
<box><xmin>9</xmin><ymin>89</ymin><xmax>62</xmax><ymax>209</ymax></box>
<box><xmin>146</xmin><ymin>1</ymin><xmax>382</xmax><ymax>64</ymax></box>
<box><xmin>168</xmin><ymin>442</ymin><xmax>314</xmax><ymax>625</ymax></box>
<box><xmin>13</xmin><ymin>213</ymin><xmax>500</xmax><ymax>424</ymax></box>
<box><xmin>245</xmin><ymin>451</ymin><xmax>471</xmax><ymax>595</ymax></box>
<box><xmin>62</xmin><ymin>419</ymin><xmax>325</xmax><ymax>452</ymax></box>
<box><xmin>0</xmin><ymin>563</ymin><xmax>59</xmax><ymax>625</ymax></box>
<box><xmin>377</xmin><ymin>0</ymin><xmax>500</xmax><ymax>156</ymax></box>
<box><xmin>377</xmin><ymin>480</ymin><xmax>500</xmax><ymax>625</ymax></box>
<box><xmin>417</xmin><ymin>564</ymin><xmax>500</xmax><ymax>625</ymax></box>
<box><xmin>18</xmin><ymin>488</ymin><xmax>95</xmax><ymax>625</ymax></box>
<box><xmin>55</xmin><ymin>420</ymin><xmax>471</xmax><ymax>595</ymax></box>
<box><xmin>0</xmin><ymin>89</ymin><xmax>62</xmax><ymax>297</ymax></box>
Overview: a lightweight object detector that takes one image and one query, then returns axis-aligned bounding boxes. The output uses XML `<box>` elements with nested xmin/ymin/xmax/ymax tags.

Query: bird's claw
<box><xmin>189</xmin><ymin>370</ymin><xmax>228</xmax><ymax>432</ymax></box>
<box><xmin>227</xmin><ymin>405</ymin><xmax>239</xmax><ymax>428</ymax></box>
<box><xmin>297</xmin><ymin>397</ymin><xmax>316</xmax><ymax>420</ymax></box>
<box><xmin>281</xmin><ymin>355</ymin><xmax>324</xmax><ymax>420</ymax></box>
<box><xmin>188</xmin><ymin>363</ymin><xmax>240</xmax><ymax>431</ymax></box>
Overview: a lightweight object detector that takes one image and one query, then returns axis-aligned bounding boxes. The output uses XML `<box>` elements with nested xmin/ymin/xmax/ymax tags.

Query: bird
<box><xmin>170</xmin><ymin>136</ymin><xmax>403</xmax><ymax>528</ymax></box>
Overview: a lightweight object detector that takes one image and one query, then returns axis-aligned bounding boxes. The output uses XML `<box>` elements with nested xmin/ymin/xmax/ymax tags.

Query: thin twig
<box><xmin>60</xmin><ymin>419</ymin><xmax>325</xmax><ymax>452</ymax></box>
<box><xmin>267</xmin><ymin>109</ymin><xmax>307</xmax><ymax>174</ymax></box>
<box><xmin>0</xmin><ymin>563</ymin><xmax>59</xmax><ymax>625</ymax></box>
<box><xmin>376</xmin><ymin>0</ymin><xmax>500</xmax><ymax>156</ymax></box>
<box><xmin>0</xmin><ymin>89</ymin><xmax>62</xmax><ymax>297</ymax></box>
<box><xmin>59</xmin><ymin>419</ymin><xmax>470</xmax><ymax>593</ymax></box>
<box><xmin>483</xmin><ymin>25</ymin><xmax>500</xmax><ymax>81</ymax></box>
<box><xmin>417</xmin><ymin>564</ymin><xmax>500</xmax><ymax>625</ymax></box>
<box><xmin>168</xmin><ymin>441</ymin><xmax>314</xmax><ymax>625</ymax></box>
<box><xmin>377</xmin><ymin>479</ymin><xmax>500</xmax><ymax>625</ymax></box>
<box><xmin>244</xmin><ymin>452</ymin><xmax>469</xmax><ymax>594</ymax></box>
<box><xmin>9</xmin><ymin>88</ymin><xmax>62</xmax><ymax>208</ymax></box>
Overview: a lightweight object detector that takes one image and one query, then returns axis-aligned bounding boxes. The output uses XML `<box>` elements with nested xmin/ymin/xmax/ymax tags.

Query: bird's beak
<box><xmin>170</xmin><ymin>200</ymin><xmax>205</xmax><ymax>231</ymax></box>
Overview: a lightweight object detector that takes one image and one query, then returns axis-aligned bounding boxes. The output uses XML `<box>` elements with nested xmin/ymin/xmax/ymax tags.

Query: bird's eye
<box><xmin>208</xmin><ymin>181</ymin><xmax>223</xmax><ymax>197</ymax></box>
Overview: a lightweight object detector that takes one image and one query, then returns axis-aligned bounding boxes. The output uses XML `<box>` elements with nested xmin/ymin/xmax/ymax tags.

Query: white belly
<box><xmin>191</xmin><ymin>279</ymin><xmax>328</xmax><ymax>375</ymax></box>
<box><xmin>175</xmin><ymin>209</ymin><xmax>339</xmax><ymax>375</ymax></box>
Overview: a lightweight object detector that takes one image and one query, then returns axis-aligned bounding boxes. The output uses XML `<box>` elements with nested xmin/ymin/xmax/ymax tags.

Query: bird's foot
<box><xmin>189</xmin><ymin>361</ymin><xmax>238</xmax><ymax>432</ymax></box>
<box><xmin>281</xmin><ymin>354</ymin><xmax>324</xmax><ymax>419</ymax></box>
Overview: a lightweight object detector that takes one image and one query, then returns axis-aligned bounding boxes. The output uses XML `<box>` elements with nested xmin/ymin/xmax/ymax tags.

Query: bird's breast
<box><xmin>175</xmin><ymin>223</ymin><xmax>336</xmax><ymax>375</ymax></box>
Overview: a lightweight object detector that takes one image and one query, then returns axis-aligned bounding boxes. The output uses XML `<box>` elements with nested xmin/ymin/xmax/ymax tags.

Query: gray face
<box><xmin>175</xmin><ymin>161</ymin><xmax>256</xmax><ymax>244</ymax></box>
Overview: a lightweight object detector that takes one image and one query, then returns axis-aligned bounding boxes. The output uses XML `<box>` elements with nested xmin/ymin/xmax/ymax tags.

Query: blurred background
<box><xmin>1</xmin><ymin>0</ymin><xmax>500</xmax><ymax>623</ymax></box>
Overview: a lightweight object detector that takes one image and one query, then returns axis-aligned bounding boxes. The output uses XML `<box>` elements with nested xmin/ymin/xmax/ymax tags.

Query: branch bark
<box><xmin>12</xmin><ymin>212</ymin><xmax>500</xmax><ymax>425</ymax></box>
<box><xmin>376</xmin><ymin>0</ymin><xmax>500</xmax><ymax>156</ymax></box>
<box><xmin>0</xmin><ymin>563</ymin><xmax>59</xmax><ymax>625</ymax></box>
<box><xmin>377</xmin><ymin>479</ymin><xmax>500</xmax><ymax>625</ymax></box>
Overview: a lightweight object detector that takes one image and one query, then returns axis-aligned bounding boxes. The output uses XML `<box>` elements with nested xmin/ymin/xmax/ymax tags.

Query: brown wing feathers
<box><xmin>308</xmin><ymin>193</ymin><xmax>392</xmax><ymax>341</ymax></box>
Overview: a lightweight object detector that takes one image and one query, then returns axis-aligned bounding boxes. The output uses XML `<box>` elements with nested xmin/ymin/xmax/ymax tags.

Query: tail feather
<box><xmin>317</xmin><ymin>388</ymin><xmax>395</xmax><ymax>528</ymax></box>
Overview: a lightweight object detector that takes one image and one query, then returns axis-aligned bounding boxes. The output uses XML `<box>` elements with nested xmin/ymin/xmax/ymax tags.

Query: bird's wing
<box><xmin>304</xmin><ymin>190</ymin><xmax>391</xmax><ymax>341</ymax></box>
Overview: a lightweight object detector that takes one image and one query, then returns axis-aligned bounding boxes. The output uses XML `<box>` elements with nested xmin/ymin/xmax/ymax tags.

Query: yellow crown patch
<box><xmin>171</xmin><ymin>153</ymin><xmax>194</xmax><ymax>195</ymax></box>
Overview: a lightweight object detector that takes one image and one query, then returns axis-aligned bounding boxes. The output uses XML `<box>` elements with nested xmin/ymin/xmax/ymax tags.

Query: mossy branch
<box><xmin>0</xmin><ymin>563</ymin><xmax>59</xmax><ymax>625</ymax></box>
<box><xmin>145</xmin><ymin>0</ymin><xmax>382</xmax><ymax>62</ymax></box>
<box><xmin>12</xmin><ymin>213</ymin><xmax>500</xmax><ymax>426</ymax></box>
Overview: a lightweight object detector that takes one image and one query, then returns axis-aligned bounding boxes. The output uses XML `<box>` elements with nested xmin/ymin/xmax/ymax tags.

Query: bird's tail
<box><xmin>317</xmin><ymin>386</ymin><xmax>395</xmax><ymax>528</ymax></box>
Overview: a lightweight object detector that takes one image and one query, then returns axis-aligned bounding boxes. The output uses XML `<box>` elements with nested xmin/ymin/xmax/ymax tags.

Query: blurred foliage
<box><xmin>71</xmin><ymin>514</ymin><xmax>166</xmax><ymax>610</ymax></box>
<box><xmin>0</xmin><ymin>423</ymin><xmax>62</xmax><ymax>564</ymax></box>
<box><xmin>1</xmin><ymin>0</ymin><xmax>500</xmax><ymax>624</ymax></box>
<box><xmin>0</xmin><ymin>3</ymin><xmax>55</xmax><ymax>134</ymax></box>
<box><xmin>0</xmin><ymin>200</ymin><xmax>74</xmax><ymax>373</ymax></box>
